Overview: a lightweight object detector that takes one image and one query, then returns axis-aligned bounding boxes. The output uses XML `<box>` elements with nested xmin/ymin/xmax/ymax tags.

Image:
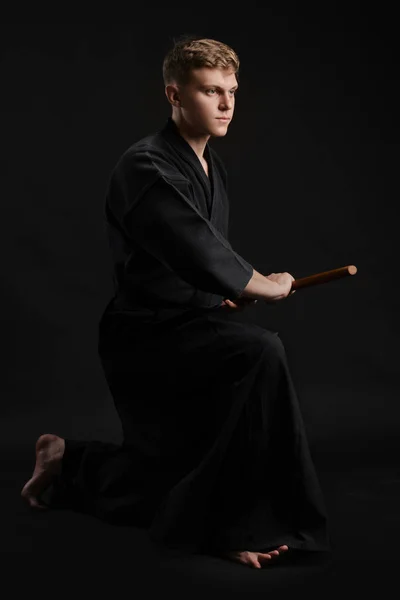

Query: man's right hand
<box><xmin>263</xmin><ymin>272</ymin><xmax>296</xmax><ymax>303</ymax></box>
<box><xmin>240</xmin><ymin>268</ymin><xmax>296</xmax><ymax>303</ymax></box>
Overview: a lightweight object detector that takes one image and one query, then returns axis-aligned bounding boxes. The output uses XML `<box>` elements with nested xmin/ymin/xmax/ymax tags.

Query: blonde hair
<box><xmin>162</xmin><ymin>36</ymin><xmax>240</xmax><ymax>85</ymax></box>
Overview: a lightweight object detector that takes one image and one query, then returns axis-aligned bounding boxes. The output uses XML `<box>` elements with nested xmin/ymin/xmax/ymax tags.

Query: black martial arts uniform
<box><xmin>53</xmin><ymin>117</ymin><xmax>329</xmax><ymax>555</ymax></box>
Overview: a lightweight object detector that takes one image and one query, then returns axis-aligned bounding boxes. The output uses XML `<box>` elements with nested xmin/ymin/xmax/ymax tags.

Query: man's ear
<box><xmin>165</xmin><ymin>84</ymin><xmax>181</xmax><ymax>107</ymax></box>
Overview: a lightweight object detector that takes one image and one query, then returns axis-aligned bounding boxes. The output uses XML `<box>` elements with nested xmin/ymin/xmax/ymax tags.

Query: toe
<box><xmin>258</xmin><ymin>553</ymin><xmax>273</xmax><ymax>564</ymax></box>
<box><xmin>28</xmin><ymin>496</ymin><xmax>49</xmax><ymax>510</ymax></box>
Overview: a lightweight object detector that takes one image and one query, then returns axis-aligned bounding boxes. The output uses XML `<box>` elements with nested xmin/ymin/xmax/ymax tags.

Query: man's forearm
<box><xmin>252</xmin><ymin>269</ymin><xmax>268</xmax><ymax>282</ymax></box>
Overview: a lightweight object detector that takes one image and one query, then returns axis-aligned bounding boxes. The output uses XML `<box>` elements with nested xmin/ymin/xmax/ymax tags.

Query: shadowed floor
<box><xmin>3</xmin><ymin>429</ymin><xmax>400</xmax><ymax>598</ymax></box>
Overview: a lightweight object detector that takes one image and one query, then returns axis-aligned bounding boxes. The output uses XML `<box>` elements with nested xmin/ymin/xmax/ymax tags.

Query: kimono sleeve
<box><xmin>122</xmin><ymin>175</ymin><xmax>254</xmax><ymax>300</ymax></box>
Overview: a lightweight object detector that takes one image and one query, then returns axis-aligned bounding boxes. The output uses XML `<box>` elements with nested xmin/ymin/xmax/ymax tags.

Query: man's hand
<box><xmin>264</xmin><ymin>272</ymin><xmax>296</xmax><ymax>301</ymax></box>
<box><xmin>220</xmin><ymin>297</ymin><xmax>258</xmax><ymax>311</ymax></box>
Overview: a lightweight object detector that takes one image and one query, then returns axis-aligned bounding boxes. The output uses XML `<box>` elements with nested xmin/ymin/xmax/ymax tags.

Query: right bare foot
<box><xmin>221</xmin><ymin>545</ymin><xmax>290</xmax><ymax>569</ymax></box>
<box><xmin>21</xmin><ymin>433</ymin><xmax>65</xmax><ymax>510</ymax></box>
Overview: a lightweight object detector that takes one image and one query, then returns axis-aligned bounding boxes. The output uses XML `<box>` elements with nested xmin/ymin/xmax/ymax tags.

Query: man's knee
<box><xmin>259</xmin><ymin>330</ymin><xmax>286</xmax><ymax>361</ymax></box>
<box><xmin>238</xmin><ymin>326</ymin><xmax>286</xmax><ymax>366</ymax></box>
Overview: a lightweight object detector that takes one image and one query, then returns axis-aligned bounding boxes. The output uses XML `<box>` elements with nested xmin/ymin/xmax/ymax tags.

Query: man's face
<box><xmin>176</xmin><ymin>67</ymin><xmax>238</xmax><ymax>137</ymax></box>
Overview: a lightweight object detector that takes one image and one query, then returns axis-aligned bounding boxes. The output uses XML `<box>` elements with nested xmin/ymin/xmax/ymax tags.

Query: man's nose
<box><xmin>219</xmin><ymin>93</ymin><xmax>233</xmax><ymax>109</ymax></box>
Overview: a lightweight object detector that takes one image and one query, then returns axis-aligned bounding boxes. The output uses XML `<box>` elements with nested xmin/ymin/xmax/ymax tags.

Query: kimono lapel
<box><xmin>160</xmin><ymin>118</ymin><xmax>216</xmax><ymax>220</ymax></box>
<box><xmin>204</xmin><ymin>144</ymin><xmax>216</xmax><ymax>220</ymax></box>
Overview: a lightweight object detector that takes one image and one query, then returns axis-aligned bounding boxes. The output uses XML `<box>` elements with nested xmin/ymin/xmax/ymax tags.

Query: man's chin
<box><xmin>210</xmin><ymin>126</ymin><xmax>229</xmax><ymax>138</ymax></box>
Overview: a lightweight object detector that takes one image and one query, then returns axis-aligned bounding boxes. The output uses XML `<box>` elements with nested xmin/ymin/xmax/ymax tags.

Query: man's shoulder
<box><xmin>116</xmin><ymin>130</ymin><xmax>164</xmax><ymax>164</ymax></box>
<box><xmin>112</xmin><ymin>131</ymin><xmax>186</xmax><ymax>183</ymax></box>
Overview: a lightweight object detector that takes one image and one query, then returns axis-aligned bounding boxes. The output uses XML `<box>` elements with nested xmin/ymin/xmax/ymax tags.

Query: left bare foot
<box><xmin>21</xmin><ymin>433</ymin><xmax>65</xmax><ymax>509</ymax></box>
<box><xmin>220</xmin><ymin>545</ymin><xmax>289</xmax><ymax>568</ymax></box>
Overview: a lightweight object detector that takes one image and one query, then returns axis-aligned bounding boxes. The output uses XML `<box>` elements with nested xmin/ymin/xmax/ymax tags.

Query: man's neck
<box><xmin>172</xmin><ymin>115</ymin><xmax>210</xmax><ymax>161</ymax></box>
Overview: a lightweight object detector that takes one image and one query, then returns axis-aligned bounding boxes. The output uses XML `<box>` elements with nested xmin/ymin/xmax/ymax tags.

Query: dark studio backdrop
<box><xmin>1</xmin><ymin>9</ymin><xmax>398</xmax><ymax>468</ymax></box>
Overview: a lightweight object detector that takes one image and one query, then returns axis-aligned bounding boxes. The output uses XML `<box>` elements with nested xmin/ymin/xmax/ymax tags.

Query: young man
<box><xmin>22</xmin><ymin>37</ymin><xmax>329</xmax><ymax>569</ymax></box>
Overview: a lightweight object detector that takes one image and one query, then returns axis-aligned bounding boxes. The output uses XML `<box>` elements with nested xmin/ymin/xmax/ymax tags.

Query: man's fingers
<box><xmin>225</xmin><ymin>299</ymin><xmax>241</xmax><ymax>310</ymax></box>
<box><xmin>225</xmin><ymin>300</ymin><xmax>237</xmax><ymax>308</ymax></box>
<box><xmin>222</xmin><ymin>298</ymin><xmax>258</xmax><ymax>311</ymax></box>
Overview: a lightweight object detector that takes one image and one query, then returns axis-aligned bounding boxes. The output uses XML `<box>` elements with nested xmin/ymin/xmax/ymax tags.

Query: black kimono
<box><xmin>53</xmin><ymin>117</ymin><xmax>329</xmax><ymax>554</ymax></box>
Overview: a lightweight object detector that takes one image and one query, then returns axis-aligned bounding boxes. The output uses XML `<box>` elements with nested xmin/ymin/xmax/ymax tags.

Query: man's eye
<box><xmin>206</xmin><ymin>89</ymin><xmax>217</xmax><ymax>95</ymax></box>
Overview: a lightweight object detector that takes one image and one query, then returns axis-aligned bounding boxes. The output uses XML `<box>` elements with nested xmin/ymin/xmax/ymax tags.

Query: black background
<box><xmin>1</xmin><ymin>8</ymin><xmax>399</xmax><ymax>595</ymax></box>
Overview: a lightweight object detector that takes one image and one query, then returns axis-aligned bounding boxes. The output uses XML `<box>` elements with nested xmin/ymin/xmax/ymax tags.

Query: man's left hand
<box><xmin>220</xmin><ymin>297</ymin><xmax>258</xmax><ymax>311</ymax></box>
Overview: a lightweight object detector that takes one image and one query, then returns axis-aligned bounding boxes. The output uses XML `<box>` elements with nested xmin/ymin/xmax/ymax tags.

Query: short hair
<box><xmin>162</xmin><ymin>35</ymin><xmax>240</xmax><ymax>86</ymax></box>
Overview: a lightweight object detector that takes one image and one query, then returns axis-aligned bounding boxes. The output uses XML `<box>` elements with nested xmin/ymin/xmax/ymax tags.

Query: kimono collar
<box><xmin>160</xmin><ymin>117</ymin><xmax>215</xmax><ymax>220</ymax></box>
<box><xmin>160</xmin><ymin>117</ymin><xmax>213</xmax><ymax>176</ymax></box>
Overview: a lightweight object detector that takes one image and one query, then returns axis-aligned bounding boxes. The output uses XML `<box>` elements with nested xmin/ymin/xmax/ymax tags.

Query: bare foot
<box><xmin>221</xmin><ymin>545</ymin><xmax>289</xmax><ymax>569</ymax></box>
<box><xmin>21</xmin><ymin>433</ymin><xmax>65</xmax><ymax>510</ymax></box>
